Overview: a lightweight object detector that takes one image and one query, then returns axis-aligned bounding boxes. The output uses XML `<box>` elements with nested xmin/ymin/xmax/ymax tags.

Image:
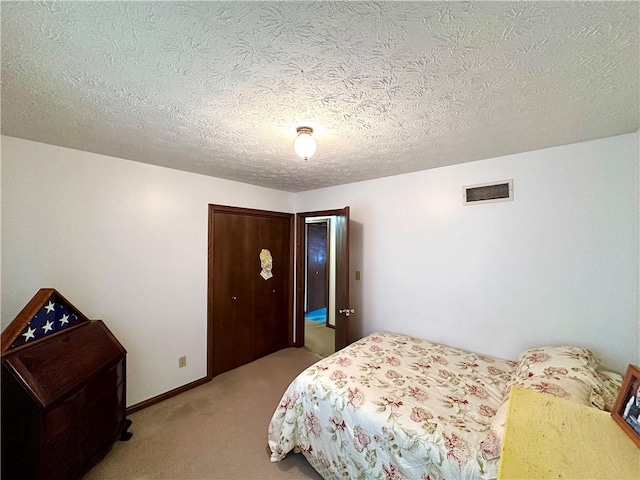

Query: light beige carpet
<box><xmin>83</xmin><ymin>348</ymin><xmax>324</xmax><ymax>480</ymax></box>
<box><xmin>304</xmin><ymin>319</ymin><xmax>334</xmax><ymax>358</ymax></box>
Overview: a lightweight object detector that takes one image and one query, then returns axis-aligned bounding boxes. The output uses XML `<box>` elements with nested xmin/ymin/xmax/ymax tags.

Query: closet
<box><xmin>208</xmin><ymin>205</ymin><xmax>293</xmax><ymax>377</ymax></box>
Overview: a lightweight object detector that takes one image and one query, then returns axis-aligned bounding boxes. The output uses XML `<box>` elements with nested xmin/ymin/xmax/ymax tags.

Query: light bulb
<box><xmin>294</xmin><ymin>127</ymin><xmax>316</xmax><ymax>160</ymax></box>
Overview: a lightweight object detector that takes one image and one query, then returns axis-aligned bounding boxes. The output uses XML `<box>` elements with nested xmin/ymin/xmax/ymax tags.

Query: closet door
<box><xmin>208</xmin><ymin>205</ymin><xmax>293</xmax><ymax>377</ymax></box>
<box><xmin>210</xmin><ymin>211</ymin><xmax>256</xmax><ymax>375</ymax></box>
<box><xmin>253</xmin><ymin>214</ymin><xmax>292</xmax><ymax>359</ymax></box>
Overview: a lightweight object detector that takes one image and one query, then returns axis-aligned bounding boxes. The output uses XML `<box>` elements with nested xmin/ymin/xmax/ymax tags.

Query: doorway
<box><xmin>304</xmin><ymin>217</ymin><xmax>334</xmax><ymax>357</ymax></box>
<box><xmin>206</xmin><ymin>204</ymin><xmax>349</xmax><ymax>380</ymax></box>
<box><xmin>296</xmin><ymin>207</ymin><xmax>350</xmax><ymax>355</ymax></box>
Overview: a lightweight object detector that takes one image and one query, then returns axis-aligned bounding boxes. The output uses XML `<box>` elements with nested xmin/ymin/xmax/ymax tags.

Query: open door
<box><xmin>296</xmin><ymin>207</ymin><xmax>351</xmax><ymax>352</ymax></box>
<box><xmin>333</xmin><ymin>207</ymin><xmax>350</xmax><ymax>351</ymax></box>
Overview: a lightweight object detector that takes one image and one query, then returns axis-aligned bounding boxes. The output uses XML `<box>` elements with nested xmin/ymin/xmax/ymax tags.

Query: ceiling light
<box><xmin>294</xmin><ymin>127</ymin><xmax>316</xmax><ymax>160</ymax></box>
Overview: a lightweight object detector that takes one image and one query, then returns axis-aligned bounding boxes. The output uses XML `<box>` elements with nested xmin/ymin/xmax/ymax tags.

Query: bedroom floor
<box><xmin>304</xmin><ymin>316</ymin><xmax>334</xmax><ymax>357</ymax></box>
<box><xmin>83</xmin><ymin>347</ymin><xmax>323</xmax><ymax>479</ymax></box>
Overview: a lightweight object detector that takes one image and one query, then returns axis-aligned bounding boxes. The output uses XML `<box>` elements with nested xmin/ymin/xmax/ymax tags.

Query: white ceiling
<box><xmin>2</xmin><ymin>1</ymin><xmax>638</xmax><ymax>192</ymax></box>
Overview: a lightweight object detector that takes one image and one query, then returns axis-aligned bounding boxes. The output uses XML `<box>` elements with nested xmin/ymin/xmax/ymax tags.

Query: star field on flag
<box><xmin>11</xmin><ymin>293</ymin><xmax>84</xmax><ymax>349</ymax></box>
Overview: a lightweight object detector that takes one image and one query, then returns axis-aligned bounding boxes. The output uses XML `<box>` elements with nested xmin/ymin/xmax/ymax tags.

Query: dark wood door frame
<box><xmin>295</xmin><ymin>207</ymin><xmax>349</xmax><ymax>351</ymax></box>
<box><xmin>207</xmin><ymin>204</ymin><xmax>294</xmax><ymax>380</ymax></box>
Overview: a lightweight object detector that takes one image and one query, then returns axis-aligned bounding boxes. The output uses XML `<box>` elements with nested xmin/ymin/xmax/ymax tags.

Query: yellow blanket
<box><xmin>498</xmin><ymin>386</ymin><xmax>639</xmax><ymax>479</ymax></box>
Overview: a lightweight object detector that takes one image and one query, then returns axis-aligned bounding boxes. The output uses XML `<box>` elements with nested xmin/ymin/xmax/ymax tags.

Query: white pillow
<box><xmin>480</xmin><ymin>345</ymin><xmax>604</xmax><ymax>461</ymax></box>
<box><xmin>590</xmin><ymin>369</ymin><xmax>623</xmax><ymax>411</ymax></box>
<box><xmin>507</xmin><ymin>345</ymin><xmax>601</xmax><ymax>406</ymax></box>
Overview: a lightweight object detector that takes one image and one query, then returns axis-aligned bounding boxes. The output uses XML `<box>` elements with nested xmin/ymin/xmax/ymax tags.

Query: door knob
<box><xmin>339</xmin><ymin>308</ymin><xmax>355</xmax><ymax>317</ymax></box>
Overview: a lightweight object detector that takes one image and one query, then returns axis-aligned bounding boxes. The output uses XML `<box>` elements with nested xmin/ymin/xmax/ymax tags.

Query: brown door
<box><xmin>305</xmin><ymin>222</ymin><xmax>328</xmax><ymax>313</ymax></box>
<box><xmin>334</xmin><ymin>207</ymin><xmax>350</xmax><ymax>351</ymax></box>
<box><xmin>296</xmin><ymin>207</ymin><xmax>351</xmax><ymax>352</ymax></box>
<box><xmin>208</xmin><ymin>205</ymin><xmax>293</xmax><ymax>378</ymax></box>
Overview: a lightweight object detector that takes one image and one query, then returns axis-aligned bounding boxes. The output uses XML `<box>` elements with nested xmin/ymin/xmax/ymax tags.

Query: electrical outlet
<box><xmin>178</xmin><ymin>356</ymin><xmax>187</xmax><ymax>368</ymax></box>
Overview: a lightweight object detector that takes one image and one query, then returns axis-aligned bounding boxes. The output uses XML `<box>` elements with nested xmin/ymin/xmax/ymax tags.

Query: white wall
<box><xmin>1</xmin><ymin>136</ymin><xmax>295</xmax><ymax>406</ymax></box>
<box><xmin>296</xmin><ymin>133</ymin><xmax>639</xmax><ymax>374</ymax></box>
<box><xmin>2</xmin><ymin>133</ymin><xmax>638</xmax><ymax>408</ymax></box>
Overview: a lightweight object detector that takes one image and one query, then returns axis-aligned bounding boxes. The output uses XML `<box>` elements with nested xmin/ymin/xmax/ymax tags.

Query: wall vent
<box><xmin>463</xmin><ymin>179</ymin><xmax>513</xmax><ymax>205</ymax></box>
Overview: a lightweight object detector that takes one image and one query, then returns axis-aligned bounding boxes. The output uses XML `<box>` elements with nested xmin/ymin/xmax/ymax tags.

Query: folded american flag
<box><xmin>11</xmin><ymin>292</ymin><xmax>85</xmax><ymax>349</ymax></box>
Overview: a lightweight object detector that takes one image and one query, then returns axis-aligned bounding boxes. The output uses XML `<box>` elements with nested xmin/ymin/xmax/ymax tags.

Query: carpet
<box><xmin>82</xmin><ymin>348</ymin><xmax>324</xmax><ymax>479</ymax></box>
<box><xmin>304</xmin><ymin>319</ymin><xmax>334</xmax><ymax>358</ymax></box>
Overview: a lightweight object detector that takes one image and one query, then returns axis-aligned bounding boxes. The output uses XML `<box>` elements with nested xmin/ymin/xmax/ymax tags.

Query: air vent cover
<box><xmin>463</xmin><ymin>179</ymin><xmax>513</xmax><ymax>205</ymax></box>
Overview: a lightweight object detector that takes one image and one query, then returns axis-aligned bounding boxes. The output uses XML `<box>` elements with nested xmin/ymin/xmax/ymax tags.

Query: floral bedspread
<box><xmin>268</xmin><ymin>331</ymin><xmax>516</xmax><ymax>480</ymax></box>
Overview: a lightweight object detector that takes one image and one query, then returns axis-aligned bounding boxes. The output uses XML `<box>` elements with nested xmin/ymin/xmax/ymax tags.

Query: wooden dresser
<box><xmin>1</xmin><ymin>289</ymin><xmax>132</xmax><ymax>480</ymax></box>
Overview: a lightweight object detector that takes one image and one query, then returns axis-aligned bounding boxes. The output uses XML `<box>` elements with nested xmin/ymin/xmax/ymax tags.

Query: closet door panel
<box><xmin>211</xmin><ymin>212</ymin><xmax>255</xmax><ymax>376</ymax></box>
<box><xmin>253</xmin><ymin>215</ymin><xmax>291</xmax><ymax>359</ymax></box>
<box><xmin>209</xmin><ymin>206</ymin><xmax>293</xmax><ymax>377</ymax></box>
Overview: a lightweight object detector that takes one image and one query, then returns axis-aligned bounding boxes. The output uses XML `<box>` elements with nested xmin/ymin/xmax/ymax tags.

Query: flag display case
<box><xmin>1</xmin><ymin>289</ymin><xmax>131</xmax><ymax>480</ymax></box>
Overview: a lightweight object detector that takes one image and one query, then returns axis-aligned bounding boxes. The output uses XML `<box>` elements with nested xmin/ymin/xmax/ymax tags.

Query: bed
<box><xmin>268</xmin><ymin>331</ymin><xmax>622</xmax><ymax>480</ymax></box>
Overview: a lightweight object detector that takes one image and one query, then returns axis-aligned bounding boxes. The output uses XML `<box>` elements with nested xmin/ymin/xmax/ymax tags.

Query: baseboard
<box><xmin>126</xmin><ymin>376</ymin><xmax>210</xmax><ymax>415</ymax></box>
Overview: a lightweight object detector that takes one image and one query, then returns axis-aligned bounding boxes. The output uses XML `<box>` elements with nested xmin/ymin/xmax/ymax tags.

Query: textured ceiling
<box><xmin>2</xmin><ymin>1</ymin><xmax>638</xmax><ymax>192</ymax></box>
